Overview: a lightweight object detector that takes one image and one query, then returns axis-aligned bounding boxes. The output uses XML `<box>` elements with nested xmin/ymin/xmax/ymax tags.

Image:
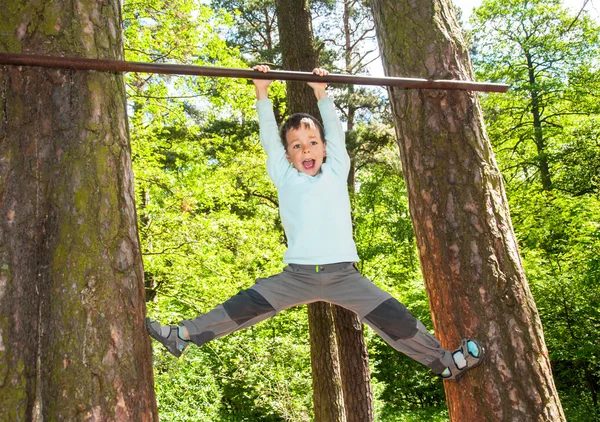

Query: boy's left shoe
<box><xmin>146</xmin><ymin>318</ymin><xmax>189</xmax><ymax>358</ymax></box>
<box><xmin>440</xmin><ymin>338</ymin><xmax>484</xmax><ymax>382</ymax></box>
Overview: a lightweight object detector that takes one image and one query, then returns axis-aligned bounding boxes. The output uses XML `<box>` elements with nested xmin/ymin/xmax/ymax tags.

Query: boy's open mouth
<box><xmin>302</xmin><ymin>159</ymin><xmax>315</xmax><ymax>170</ymax></box>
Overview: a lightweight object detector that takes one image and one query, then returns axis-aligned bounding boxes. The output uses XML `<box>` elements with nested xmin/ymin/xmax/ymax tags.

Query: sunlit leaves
<box><xmin>471</xmin><ymin>0</ymin><xmax>600</xmax><ymax>193</ymax></box>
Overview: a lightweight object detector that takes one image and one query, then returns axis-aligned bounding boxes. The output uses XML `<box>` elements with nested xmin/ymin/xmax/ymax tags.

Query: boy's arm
<box><xmin>253</xmin><ymin>66</ymin><xmax>290</xmax><ymax>186</ymax></box>
<box><xmin>257</xmin><ymin>99</ymin><xmax>288</xmax><ymax>166</ymax></box>
<box><xmin>318</xmin><ymin>97</ymin><xmax>351</xmax><ymax>176</ymax></box>
<box><xmin>253</xmin><ymin>65</ymin><xmax>271</xmax><ymax>101</ymax></box>
<box><xmin>308</xmin><ymin>69</ymin><xmax>351</xmax><ymax>176</ymax></box>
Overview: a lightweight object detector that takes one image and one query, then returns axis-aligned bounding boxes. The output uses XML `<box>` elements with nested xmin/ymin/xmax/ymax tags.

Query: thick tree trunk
<box><xmin>370</xmin><ymin>1</ymin><xmax>565</xmax><ymax>421</ymax></box>
<box><xmin>333</xmin><ymin>306</ymin><xmax>373</xmax><ymax>422</ymax></box>
<box><xmin>275</xmin><ymin>1</ymin><xmax>346</xmax><ymax>421</ymax></box>
<box><xmin>307</xmin><ymin>303</ymin><xmax>347</xmax><ymax>422</ymax></box>
<box><xmin>0</xmin><ymin>1</ymin><xmax>157</xmax><ymax>421</ymax></box>
<box><xmin>336</xmin><ymin>149</ymin><xmax>373</xmax><ymax>422</ymax></box>
<box><xmin>275</xmin><ymin>0</ymin><xmax>320</xmax><ymax>118</ymax></box>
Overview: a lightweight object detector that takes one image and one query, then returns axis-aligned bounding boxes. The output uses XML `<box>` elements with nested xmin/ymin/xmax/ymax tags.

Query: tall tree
<box><xmin>0</xmin><ymin>1</ymin><xmax>156</xmax><ymax>420</ymax></box>
<box><xmin>211</xmin><ymin>0</ymin><xmax>279</xmax><ymax>64</ymax></box>
<box><xmin>369</xmin><ymin>0</ymin><xmax>565</xmax><ymax>420</ymax></box>
<box><xmin>275</xmin><ymin>1</ymin><xmax>346</xmax><ymax>421</ymax></box>
<box><xmin>470</xmin><ymin>0</ymin><xmax>600</xmax><ymax>194</ymax></box>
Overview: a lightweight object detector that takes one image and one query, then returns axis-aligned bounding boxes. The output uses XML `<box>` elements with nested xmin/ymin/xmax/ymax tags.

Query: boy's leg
<box><xmin>180</xmin><ymin>288</ymin><xmax>277</xmax><ymax>347</ymax></box>
<box><xmin>365</xmin><ymin>309</ymin><xmax>484</xmax><ymax>382</ymax></box>
<box><xmin>147</xmin><ymin>288</ymin><xmax>275</xmax><ymax>358</ymax></box>
<box><xmin>361</xmin><ymin>297</ymin><xmax>452</xmax><ymax>374</ymax></box>
<box><xmin>150</xmin><ymin>266</ymin><xmax>321</xmax><ymax>355</ymax></box>
<box><xmin>321</xmin><ymin>264</ymin><xmax>483</xmax><ymax>380</ymax></box>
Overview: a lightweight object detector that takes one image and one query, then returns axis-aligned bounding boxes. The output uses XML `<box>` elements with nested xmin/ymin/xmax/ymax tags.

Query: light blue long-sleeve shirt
<box><xmin>257</xmin><ymin>97</ymin><xmax>359</xmax><ymax>265</ymax></box>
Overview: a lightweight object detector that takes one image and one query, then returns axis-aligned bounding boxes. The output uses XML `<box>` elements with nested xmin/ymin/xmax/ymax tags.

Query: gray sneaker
<box><xmin>146</xmin><ymin>318</ymin><xmax>189</xmax><ymax>358</ymax></box>
<box><xmin>440</xmin><ymin>339</ymin><xmax>484</xmax><ymax>382</ymax></box>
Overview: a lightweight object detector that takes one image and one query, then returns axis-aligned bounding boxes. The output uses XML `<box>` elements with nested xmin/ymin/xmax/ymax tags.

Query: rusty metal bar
<box><xmin>0</xmin><ymin>52</ymin><xmax>509</xmax><ymax>93</ymax></box>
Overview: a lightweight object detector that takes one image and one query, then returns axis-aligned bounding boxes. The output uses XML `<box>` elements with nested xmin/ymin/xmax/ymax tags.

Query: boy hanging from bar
<box><xmin>147</xmin><ymin>66</ymin><xmax>484</xmax><ymax>382</ymax></box>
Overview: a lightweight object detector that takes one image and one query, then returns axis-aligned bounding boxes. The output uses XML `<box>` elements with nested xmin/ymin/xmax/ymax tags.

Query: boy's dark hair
<box><xmin>279</xmin><ymin>113</ymin><xmax>326</xmax><ymax>148</ymax></box>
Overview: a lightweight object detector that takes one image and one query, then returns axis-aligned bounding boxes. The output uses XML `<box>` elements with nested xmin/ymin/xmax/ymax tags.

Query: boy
<box><xmin>147</xmin><ymin>66</ymin><xmax>483</xmax><ymax>382</ymax></box>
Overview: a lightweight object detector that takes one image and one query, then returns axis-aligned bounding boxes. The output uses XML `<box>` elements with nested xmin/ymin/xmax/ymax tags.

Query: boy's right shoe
<box><xmin>440</xmin><ymin>338</ymin><xmax>484</xmax><ymax>382</ymax></box>
<box><xmin>146</xmin><ymin>318</ymin><xmax>189</xmax><ymax>358</ymax></box>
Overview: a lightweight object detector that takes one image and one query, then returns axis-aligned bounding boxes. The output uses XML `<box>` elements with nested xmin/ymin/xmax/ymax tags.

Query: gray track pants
<box><xmin>181</xmin><ymin>262</ymin><xmax>453</xmax><ymax>374</ymax></box>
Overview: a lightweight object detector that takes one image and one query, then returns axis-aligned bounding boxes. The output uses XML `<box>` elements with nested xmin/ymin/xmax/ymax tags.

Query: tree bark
<box><xmin>307</xmin><ymin>303</ymin><xmax>347</xmax><ymax>422</ymax></box>
<box><xmin>525</xmin><ymin>51</ymin><xmax>552</xmax><ymax>191</ymax></box>
<box><xmin>0</xmin><ymin>1</ymin><xmax>157</xmax><ymax>421</ymax></box>
<box><xmin>333</xmin><ymin>306</ymin><xmax>373</xmax><ymax>422</ymax></box>
<box><xmin>275</xmin><ymin>0</ymin><xmax>320</xmax><ymax>118</ymax></box>
<box><xmin>369</xmin><ymin>1</ymin><xmax>565</xmax><ymax>421</ymax></box>
<box><xmin>275</xmin><ymin>1</ymin><xmax>346</xmax><ymax>421</ymax></box>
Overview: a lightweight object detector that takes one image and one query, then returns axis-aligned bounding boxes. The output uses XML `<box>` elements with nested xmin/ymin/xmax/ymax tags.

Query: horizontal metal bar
<box><xmin>0</xmin><ymin>53</ymin><xmax>509</xmax><ymax>93</ymax></box>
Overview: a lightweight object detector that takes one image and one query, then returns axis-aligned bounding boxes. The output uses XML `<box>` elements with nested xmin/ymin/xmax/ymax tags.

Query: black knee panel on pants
<box><xmin>190</xmin><ymin>331</ymin><xmax>216</xmax><ymax>347</ymax></box>
<box><xmin>223</xmin><ymin>288</ymin><xmax>275</xmax><ymax>325</ymax></box>
<box><xmin>364</xmin><ymin>298</ymin><xmax>418</xmax><ymax>340</ymax></box>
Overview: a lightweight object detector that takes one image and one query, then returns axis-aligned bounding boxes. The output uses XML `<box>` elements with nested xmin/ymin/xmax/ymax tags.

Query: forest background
<box><xmin>128</xmin><ymin>0</ymin><xmax>600</xmax><ymax>420</ymax></box>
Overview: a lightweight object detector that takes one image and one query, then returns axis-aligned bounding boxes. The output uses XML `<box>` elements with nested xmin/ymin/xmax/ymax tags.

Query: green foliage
<box><xmin>369</xmin><ymin>334</ymin><xmax>445</xmax><ymax>414</ymax></box>
<box><xmin>153</xmin><ymin>348</ymin><xmax>223</xmax><ymax>421</ymax></box>
<box><xmin>355</xmin><ymin>160</ymin><xmax>418</xmax><ymax>284</ymax></box>
<box><xmin>471</xmin><ymin>0</ymin><xmax>600</xmax><ymax>193</ymax></box>
<box><xmin>509</xmin><ymin>189</ymin><xmax>600</xmax><ymax>420</ymax></box>
<box><xmin>210</xmin><ymin>0</ymin><xmax>279</xmax><ymax>65</ymax></box>
<box><xmin>376</xmin><ymin>406</ymin><xmax>448</xmax><ymax>422</ymax></box>
<box><xmin>203</xmin><ymin>312</ymin><xmax>313</xmax><ymax>421</ymax></box>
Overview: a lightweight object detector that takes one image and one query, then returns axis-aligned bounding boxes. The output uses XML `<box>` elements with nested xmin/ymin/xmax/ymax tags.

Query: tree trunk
<box><xmin>275</xmin><ymin>1</ymin><xmax>346</xmax><ymax>421</ymax></box>
<box><xmin>369</xmin><ymin>1</ymin><xmax>565</xmax><ymax>421</ymax></box>
<box><xmin>275</xmin><ymin>0</ymin><xmax>320</xmax><ymax>118</ymax></box>
<box><xmin>307</xmin><ymin>303</ymin><xmax>347</xmax><ymax>422</ymax></box>
<box><xmin>333</xmin><ymin>306</ymin><xmax>373</xmax><ymax>422</ymax></box>
<box><xmin>0</xmin><ymin>1</ymin><xmax>157</xmax><ymax>421</ymax></box>
<box><xmin>525</xmin><ymin>52</ymin><xmax>552</xmax><ymax>191</ymax></box>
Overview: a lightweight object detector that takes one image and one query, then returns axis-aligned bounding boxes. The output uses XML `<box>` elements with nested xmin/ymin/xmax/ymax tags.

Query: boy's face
<box><xmin>285</xmin><ymin>123</ymin><xmax>327</xmax><ymax>177</ymax></box>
